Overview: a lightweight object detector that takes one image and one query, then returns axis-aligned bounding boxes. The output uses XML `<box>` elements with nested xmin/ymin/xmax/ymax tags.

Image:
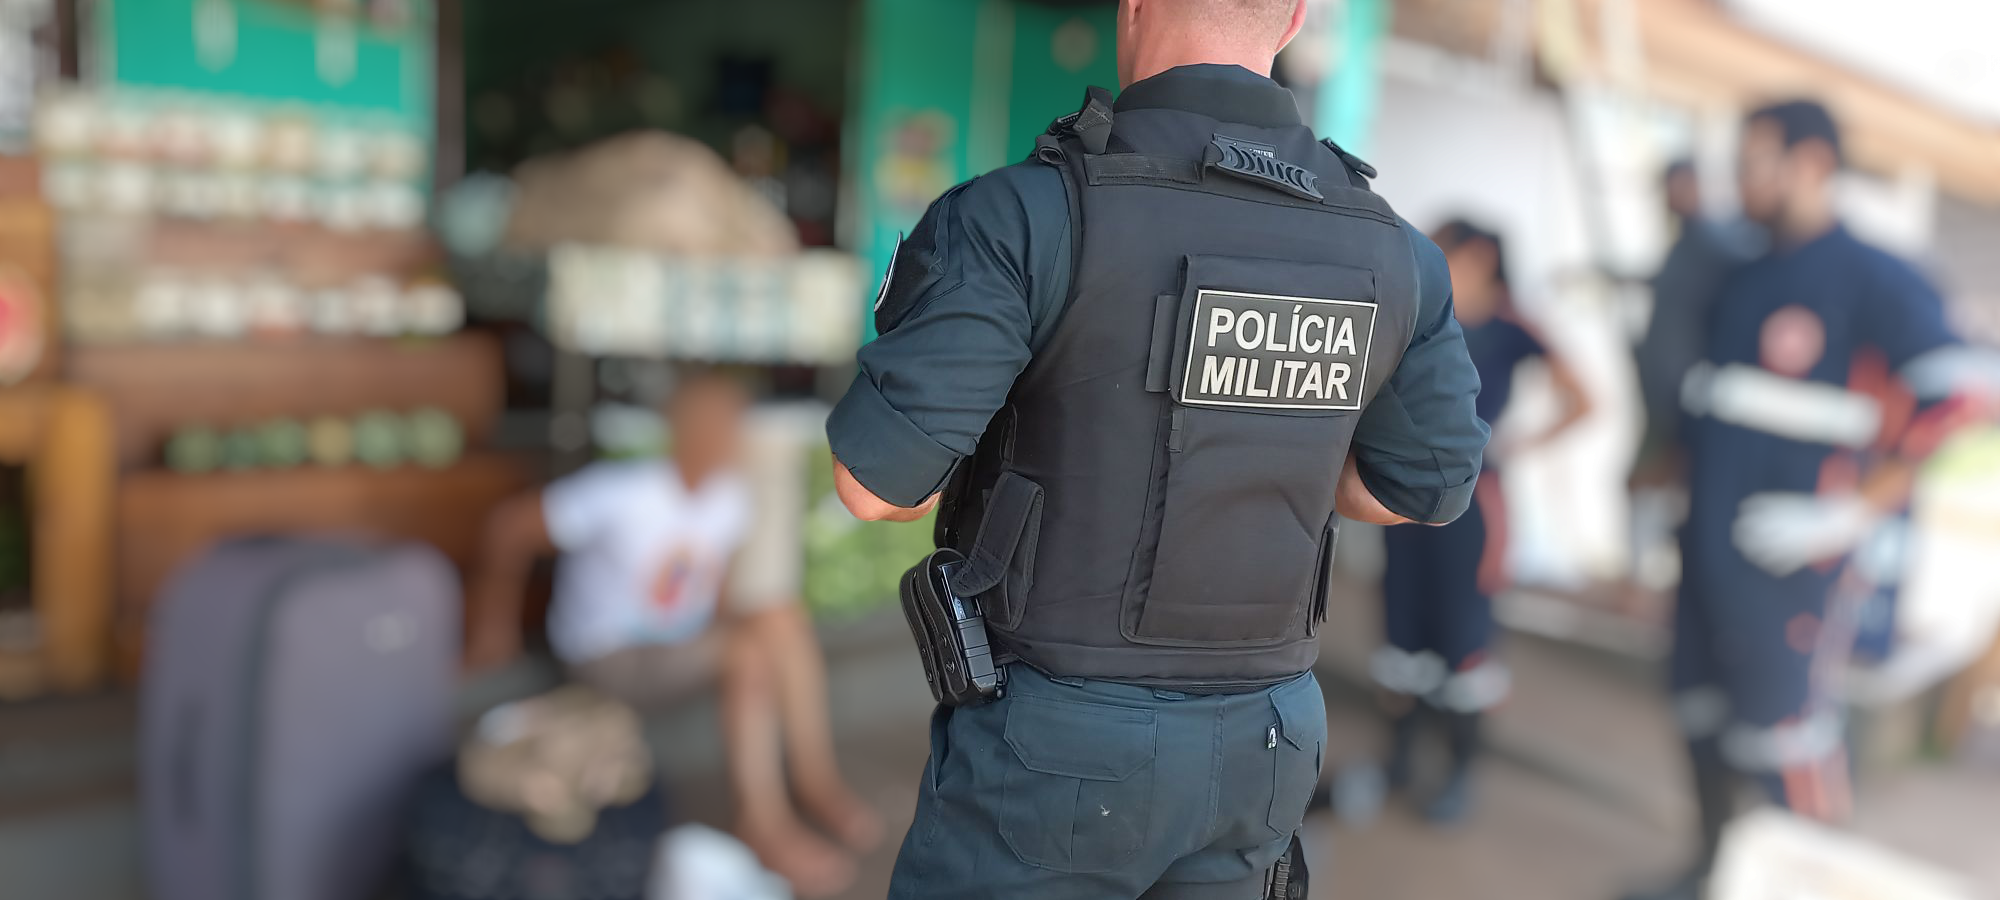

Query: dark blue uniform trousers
<box><xmin>888</xmin><ymin>664</ymin><xmax>1326</xmax><ymax>899</ymax></box>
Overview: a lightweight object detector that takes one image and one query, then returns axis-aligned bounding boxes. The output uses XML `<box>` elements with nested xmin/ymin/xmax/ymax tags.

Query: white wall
<box><xmin>1365</xmin><ymin>72</ymin><xmax>1644</xmax><ymax>587</ymax></box>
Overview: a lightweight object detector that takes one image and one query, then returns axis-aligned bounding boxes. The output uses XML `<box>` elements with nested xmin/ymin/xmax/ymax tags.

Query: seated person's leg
<box><xmin>738</xmin><ymin>600</ymin><xmax>884</xmax><ymax>852</ymax></box>
<box><xmin>718</xmin><ymin>614</ymin><xmax>859</xmax><ymax>898</ymax></box>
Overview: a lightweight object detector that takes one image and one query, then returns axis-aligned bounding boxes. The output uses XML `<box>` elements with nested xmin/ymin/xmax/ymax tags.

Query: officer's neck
<box><xmin>1125</xmin><ymin>45</ymin><xmax>1275</xmax><ymax>86</ymax></box>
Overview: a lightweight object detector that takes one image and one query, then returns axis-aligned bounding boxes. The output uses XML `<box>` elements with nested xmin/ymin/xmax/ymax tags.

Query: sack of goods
<box><xmin>503</xmin><ymin>131</ymin><xmax>799</xmax><ymax>258</ymax></box>
<box><xmin>404</xmin><ymin>686</ymin><xmax>668</xmax><ymax>900</ymax></box>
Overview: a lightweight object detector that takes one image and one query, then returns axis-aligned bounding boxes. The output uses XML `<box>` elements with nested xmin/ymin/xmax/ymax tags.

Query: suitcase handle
<box><xmin>171</xmin><ymin>699</ymin><xmax>203</xmax><ymax>827</ymax></box>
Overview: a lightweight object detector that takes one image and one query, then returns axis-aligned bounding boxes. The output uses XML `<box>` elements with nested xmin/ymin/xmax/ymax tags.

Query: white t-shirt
<box><xmin>542</xmin><ymin>459</ymin><xmax>753</xmax><ymax>664</ymax></box>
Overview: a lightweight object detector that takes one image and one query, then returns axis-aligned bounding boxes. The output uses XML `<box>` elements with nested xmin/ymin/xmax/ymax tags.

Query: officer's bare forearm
<box><xmin>1336</xmin><ymin>454</ymin><xmax>1412</xmax><ymax>526</ymax></box>
<box><xmin>833</xmin><ymin>459</ymin><xmax>940</xmax><ymax>522</ymax></box>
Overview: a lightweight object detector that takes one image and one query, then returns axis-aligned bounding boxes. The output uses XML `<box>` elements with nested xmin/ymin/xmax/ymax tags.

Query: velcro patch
<box><xmin>1179</xmin><ymin>289</ymin><xmax>1376</xmax><ymax>411</ymax></box>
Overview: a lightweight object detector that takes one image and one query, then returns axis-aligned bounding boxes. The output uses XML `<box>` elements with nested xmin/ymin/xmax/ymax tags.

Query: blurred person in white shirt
<box><xmin>465</xmin><ymin>370</ymin><xmax>880</xmax><ymax>899</ymax></box>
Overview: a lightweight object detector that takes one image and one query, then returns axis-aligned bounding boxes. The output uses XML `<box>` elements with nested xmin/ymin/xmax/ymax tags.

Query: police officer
<box><xmin>1375</xmin><ymin>220</ymin><xmax>1590</xmax><ymax>825</ymax></box>
<box><xmin>829</xmin><ymin>1</ymin><xmax>1487</xmax><ymax>896</ymax></box>
<box><xmin>1624</xmin><ymin>99</ymin><xmax>1976</xmax><ymax>900</ymax></box>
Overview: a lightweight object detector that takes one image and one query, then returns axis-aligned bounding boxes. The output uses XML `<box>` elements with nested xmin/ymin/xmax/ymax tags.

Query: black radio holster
<box><xmin>898</xmin><ymin>548</ymin><xmax>1006</xmax><ymax>707</ymax></box>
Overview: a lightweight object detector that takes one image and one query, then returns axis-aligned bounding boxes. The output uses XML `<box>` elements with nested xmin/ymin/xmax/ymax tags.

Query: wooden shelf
<box><xmin>112</xmin><ymin>453</ymin><xmax>533</xmax><ymax>679</ymax></box>
<box><xmin>106</xmin><ymin>219</ymin><xmax>436</xmax><ymax>285</ymax></box>
<box><xmin>66</xmin><ymin>332</ymin><xmax>504</xmax><ymax>469</ymax></box>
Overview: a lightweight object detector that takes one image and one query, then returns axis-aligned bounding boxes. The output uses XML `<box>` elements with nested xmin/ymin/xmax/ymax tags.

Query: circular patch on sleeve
<box><xmin>1760</xmin><ymin>305</ymin><xmax>1825</xmax><ymax>378</ymax></box>
<box><xmin>873</xmin><ymin>233</ymin><xmax>902</xmax><ymax>313</ymax></box>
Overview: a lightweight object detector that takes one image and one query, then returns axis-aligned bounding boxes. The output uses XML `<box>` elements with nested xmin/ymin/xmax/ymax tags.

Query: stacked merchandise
<box><xmin>77</xmin><ymin>270</ymin><xmax>461</xmax><ymax>345</ymax></box>
<box><xmin>163</xmin><ymin>407</ymin><xmax>465</xmax><ymax>473</ymax></box>
<box><xmin>34</xmin><ymin>88</ymin><xmax>426</xmax><ymax>229</ymax></box>
<box><xmin>546</xmin><ymin>246</ymin><xmax>858</xmax><ymax>364</ymax></box>
<box><xmin>31</xmin><ymin>87</ymin><xmax>460</xmax><ymax>346</ymax></box>
<box><xmin>453</xmin><ymin>131</ymin><xmax>863</xmax><ymax>365</ymax></box>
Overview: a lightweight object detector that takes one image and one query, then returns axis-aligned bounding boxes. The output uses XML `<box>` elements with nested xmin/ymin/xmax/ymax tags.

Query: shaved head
<box><xmin>1117</xmin><ymin>0</ymin><xmax>1308</xmax><ymax>87</ymax></box>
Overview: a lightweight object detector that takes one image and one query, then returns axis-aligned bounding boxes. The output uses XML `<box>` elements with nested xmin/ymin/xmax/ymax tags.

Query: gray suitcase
<box><xmin>141</xmin><ymin>536</ymin><xmax>460</xmax><ymax>900</ymax></box>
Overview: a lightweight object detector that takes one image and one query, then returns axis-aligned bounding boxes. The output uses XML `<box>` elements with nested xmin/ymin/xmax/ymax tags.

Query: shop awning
<box><xmin>1557</xmin><ymin>0</ymin><xmax>2000</xmax><ymax>204</ymax></box>
<box><xmin>1394</xmin><ymin>0</ymin><xmax>2000</xmax><ymax>203</ymax></box>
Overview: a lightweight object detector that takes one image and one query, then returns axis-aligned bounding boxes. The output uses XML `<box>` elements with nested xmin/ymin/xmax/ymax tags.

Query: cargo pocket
<box><xmin>998</xmin><ymin>696</ymin><xmax>1155</xmax><ymax>873</ymax></box>
<box><xmin>1127</xmin><ymin>254</ymin><xmax>1375</xmax><ymax>647</ymax></box>
<box><xmin>1136</xmin><ymin>411</ymin><xmax>1344</xmax><ymax>644</ymax></box>
<box><xmin>1265</xmin><ymin>674</ymin><xmax>1327</xmax><ymax>838</ymax></box>
<box><xmin>949</xmin><ymin>471</ymin><xmax>1042</xmax><ymax>630</ymax></box>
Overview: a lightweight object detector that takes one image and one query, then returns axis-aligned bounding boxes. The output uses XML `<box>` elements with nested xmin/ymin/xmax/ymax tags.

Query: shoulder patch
<box><xmin>873</xmin><ymin>233</ymin><xmax>903</xmax><ymax>313</ymax></box>
<box><xmin>1760</xmin><ymin>305</ymin><xmax>1825</xmax><ymax>378</ymax></box>
<box><xmin>873</xmin><ymin>181</ymin><xmax>972</xmax><ymax>335</ymax></box>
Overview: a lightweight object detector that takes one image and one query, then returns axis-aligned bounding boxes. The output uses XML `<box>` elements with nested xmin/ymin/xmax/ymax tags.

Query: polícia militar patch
<box><xmin>1179</xmin><ymin>289</ymin><xmax>1376</xmax><ymax>411</ymax></box>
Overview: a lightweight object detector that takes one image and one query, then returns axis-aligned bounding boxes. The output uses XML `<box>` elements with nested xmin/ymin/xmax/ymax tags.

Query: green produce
<box><xmin>802</xmin><ymin>444</ymin><xmax>932</xmax><ymax>619</ymax></box>
<box><xmin>257</xmin><ymin>418</ymin><xmax>309</xmax><ymax>469</ymax></box>
<box><xmin>220</xmin><ymin>427</ymin><xmax>262</xmax><ymax>470</ymax></box>
<box><xmin>351</xmin><ymin>409</ymin><xmax>406</xmax><ymax>469</ymax></box>
<box><xmin>165</xmin><ymin>425</ymin><xmax>224</xmax><ymax>473</ymax></box>
<box><xmin>404</xmin><ymin>407</ymin><xmax>463</xmax><ymax>470</ymax></box>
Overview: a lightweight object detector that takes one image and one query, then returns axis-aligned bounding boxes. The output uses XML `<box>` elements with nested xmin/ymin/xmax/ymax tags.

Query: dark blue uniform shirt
<box><xmin>1464</xmin><ymin>314</ymin><xmax>1547</xmax><ymax>442</ymax></box>
<box><xmin>828</xmin><ymin>65</ymin><xmax>1487</xmax><ymax>525</ymax></box>
<box><xmin>1682</xmin><ymin>224</ymin><xmax>1957</xmax><ymax>599</ymax></box>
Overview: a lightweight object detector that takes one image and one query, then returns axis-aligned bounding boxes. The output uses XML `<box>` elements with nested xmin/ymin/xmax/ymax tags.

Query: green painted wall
<box><xmin>849</xmin><ymin>0</ymin><xmax>1117</xmax><ymax>338</ymax></box>
<box><xmin>1005</xmin><ymin>2</ymin><xmax>1115</xmax><ymax>163</ymax></box>
<box><xmin>101</xmin><ymin>0</ymin><xmax>432</xmax><ymax>125</ymax></box>
<box><xmin>1315</xmin><ymin>0</ymin><xmax>1387</xmax><ymax>156</ymax></box>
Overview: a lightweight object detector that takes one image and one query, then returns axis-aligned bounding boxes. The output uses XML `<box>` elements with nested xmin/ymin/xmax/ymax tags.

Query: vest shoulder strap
<box><xmin>1318</xmin><ymin>138</ymin><xmax>1378</xmax><ymax>190</ymax></box>
<box><xmin>1040</xmin><ymin>86</ymin><xmax>1115</xmax><ymax>157</ymax></box>
<box><xmin>1031</xmin><ymin>100</ymin><xmax>1094</xmax><ymax>374</ymax></box>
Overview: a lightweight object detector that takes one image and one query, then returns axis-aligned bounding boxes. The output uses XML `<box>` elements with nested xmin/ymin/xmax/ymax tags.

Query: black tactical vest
<box><xmin>939</xmin><ymin>89</ymin><xmax>1423</xmax><ymax>688</ymax></box>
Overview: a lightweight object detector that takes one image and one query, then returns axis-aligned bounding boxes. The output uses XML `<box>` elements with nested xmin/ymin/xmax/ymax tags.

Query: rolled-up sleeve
<box><xmin>827</xmin><ymin>371</ymin><xmax>964</xmax><ymax>507</ymax></box>
<box><xmin>826</xmin><ymin>165</ymin><xmax>1068</xmax><ymax>508</ymax></box>
<box><xmin>1350</xmin><ymin>225</ymin><xmax>1488</xmax><ymax>524</ymax></box>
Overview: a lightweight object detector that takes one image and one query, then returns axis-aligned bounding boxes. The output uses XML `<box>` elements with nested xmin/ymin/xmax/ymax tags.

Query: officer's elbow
<box><xmin>843</xmin><ymin>494</ymin><xmax>905</xmax><ymax>522</ymax></box>
<box><xmin>833</xmin><ymin>459</ymin><xmax>935</xmax><ymax>522</ymax></box>
<box><xmin>1336</xmin><ymin>455</ymin><xmax>1413</xmax><ymax>526</ymax></box>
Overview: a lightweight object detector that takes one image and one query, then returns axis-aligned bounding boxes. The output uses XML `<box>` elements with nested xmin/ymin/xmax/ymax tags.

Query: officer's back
<box><xmin>829</xmin><ymin>2</ymin><xmax>1488</xmax><ymax>897</ymax></box>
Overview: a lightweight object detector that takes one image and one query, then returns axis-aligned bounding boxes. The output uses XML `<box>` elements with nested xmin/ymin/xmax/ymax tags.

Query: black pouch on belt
<box><xmin>898</xmin><ymin>548</ymin><xmax>1006</xmax><ymax>707</ymax></box>
<box><xmin>1265</xmin><ymin>833</ymin><xmax>1310</xmax><ymax>900</ymax></box>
